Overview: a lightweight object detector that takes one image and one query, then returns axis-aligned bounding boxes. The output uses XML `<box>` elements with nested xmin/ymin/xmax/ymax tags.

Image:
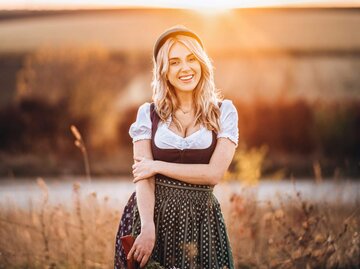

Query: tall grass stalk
<box><xmin>70</xmin><ymin>125</ymin><xmax>91</xmax><ymax>183</ymax></box>
<box><xmin>37</xmin><ymin>177</ymin><xmax>52</xmax><ymax>268</ymax></box>
<box><xmin>73</xmin><ymin>182</ymin><xmax>86</xmax><ymax>269</ymax></box>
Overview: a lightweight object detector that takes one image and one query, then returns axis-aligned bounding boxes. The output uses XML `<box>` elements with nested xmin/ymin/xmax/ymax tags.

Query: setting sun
<box><xmin>0</xmin><ymin>0</ymin><xmax>359</xmax><ymax>9</ymax></box>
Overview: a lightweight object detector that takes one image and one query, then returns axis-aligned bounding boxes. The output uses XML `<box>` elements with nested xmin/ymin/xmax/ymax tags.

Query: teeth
<box><xmin>179</xmin><ymin>75</ymin><xmax>193</xmax><ymax>80</ymax></box>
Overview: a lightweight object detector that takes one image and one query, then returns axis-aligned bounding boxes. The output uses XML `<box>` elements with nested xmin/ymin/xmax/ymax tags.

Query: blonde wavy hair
<box><xmin>151</xmin><ymin>34</ymin><xmax>223</xmax><ymax>133</ymax></box>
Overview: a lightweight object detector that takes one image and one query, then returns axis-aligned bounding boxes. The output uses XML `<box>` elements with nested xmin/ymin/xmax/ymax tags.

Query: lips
<box><xmin>179</xmin><ymin>74</ymin><xmax>194</xmax><ymax>82</ymax></box>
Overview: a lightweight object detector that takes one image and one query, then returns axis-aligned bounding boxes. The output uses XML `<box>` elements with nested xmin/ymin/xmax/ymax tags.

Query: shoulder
<box><xmin>128</xmin><ymin>102</ymin><xmax>153</xmax><ymax>141</ymax></box>
<box><xmin>132</xmin><ymin>102</ymin><xmax>152</xmax><ymax>125</ymax></box>
<box><xmin>138</xmin><ymin>102</ymin><xmax>151</xmax><ymax>113</ymax></box>
<box><xmin>216</xmin><ymin>99</ymin><xmax>239</xmax><ymax>147</ymax></box>
<box><xmin>135</xmin><ymin>102</ymin><xmax>152</xmax><ymax>118</ymax></box>
<box><xmin>219</xmin><ymin>99</ymin><xmax>237</xmax><ymax>115</ymax></box>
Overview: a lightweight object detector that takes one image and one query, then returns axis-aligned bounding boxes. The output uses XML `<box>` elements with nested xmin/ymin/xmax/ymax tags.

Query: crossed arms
<box><xmin>132</xmin><ymin>137</ymin><xmax>236</xmax><ymax>185</ymax></box>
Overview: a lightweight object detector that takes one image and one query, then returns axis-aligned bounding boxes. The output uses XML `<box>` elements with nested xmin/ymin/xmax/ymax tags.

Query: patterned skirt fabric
<box><xmin>114</xmin><ymin>176</ymin><xmax>234</xmax><ymax>269</ymax></box>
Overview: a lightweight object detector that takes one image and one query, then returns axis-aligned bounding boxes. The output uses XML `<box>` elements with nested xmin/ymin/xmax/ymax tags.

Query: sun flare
<box><xmin>192</xmin><ymin>7</ymin><xmax>233</xmax><ymax>16</ymax></box>
<box><xmin>0</xmin><ymin>0</ymin><xmax>359</xmax><ymax>10</ymax></box>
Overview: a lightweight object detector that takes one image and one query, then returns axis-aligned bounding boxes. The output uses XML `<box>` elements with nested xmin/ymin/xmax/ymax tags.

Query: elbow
<box><xmin>209</xmin><ymin>171</ymin><xmax>224</xmax><ymax>186</ymax></box>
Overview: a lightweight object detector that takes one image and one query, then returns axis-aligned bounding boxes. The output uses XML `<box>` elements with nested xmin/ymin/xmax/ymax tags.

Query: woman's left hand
<box><xmin>132</xmin><ymin>157</ymin><xmax>157</xmax><ymax>183</ymax></box>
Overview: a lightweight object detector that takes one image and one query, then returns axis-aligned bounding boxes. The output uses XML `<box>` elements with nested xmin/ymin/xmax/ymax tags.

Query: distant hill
<box><xmin>0</xmin><ymin>8</ymin><xmax>359</xmax><ymax>54</ymax></box>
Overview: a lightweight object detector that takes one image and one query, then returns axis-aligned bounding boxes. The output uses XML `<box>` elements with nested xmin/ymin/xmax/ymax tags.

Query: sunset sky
<box><xmin>0</xmin><ymin>0</ymin><xmax>360</xmax><ymax>10</ymax></box>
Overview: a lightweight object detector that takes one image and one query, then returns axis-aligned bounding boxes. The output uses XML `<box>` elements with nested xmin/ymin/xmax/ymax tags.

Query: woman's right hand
<box><xmin>127</xmin><ymin>222</ymin><xmax>156</xmax><ymax>268</ymax></box>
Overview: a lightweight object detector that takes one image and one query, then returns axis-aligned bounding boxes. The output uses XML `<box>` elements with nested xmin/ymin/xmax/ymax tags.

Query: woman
<box><xmin>114</xmin><ymin>25</ymin><xmax>238</xmax><ymax>269</ymax></box>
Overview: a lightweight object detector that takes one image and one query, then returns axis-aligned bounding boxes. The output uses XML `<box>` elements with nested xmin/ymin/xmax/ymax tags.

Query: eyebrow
<box><xmin>169</xmin><ymin>53</ymin><xmax>194</xmax><ymax>61</ymax></box>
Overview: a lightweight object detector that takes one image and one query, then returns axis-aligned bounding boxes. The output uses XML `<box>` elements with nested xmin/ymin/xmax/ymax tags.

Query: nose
<box><xmin>180</xmin><ymin>61</ymin><xmax>191</xmax><ymax>71</ymax></box>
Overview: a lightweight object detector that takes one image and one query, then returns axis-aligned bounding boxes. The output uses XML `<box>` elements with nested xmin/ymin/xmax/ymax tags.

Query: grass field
<box><xmin>0</xmin><ymin>178</ymin><xmax>358</xmax><ymax>269</ymax></box>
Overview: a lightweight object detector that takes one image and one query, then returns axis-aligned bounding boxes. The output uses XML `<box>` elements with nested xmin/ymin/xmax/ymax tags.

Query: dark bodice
<box><xmin>150</xmin><ymin>102</ymin><xmax>220</xmax><ymax>164</ymax></box>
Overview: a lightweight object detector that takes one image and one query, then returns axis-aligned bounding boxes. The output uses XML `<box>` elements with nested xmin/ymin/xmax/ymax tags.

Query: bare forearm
<box><xmin>154</xmin><ymin>161</ymin><xmax>221</xmax><ymax>185</ymax></box>
<box><xmin>135</xmin><ymin>176</ymin><xmax>155</xmax><ymax>227</ymax></box>
<box><xmin>132</xmin><ymin>139</ymin><xmax>155</xmax><ymax>227</ymax></box>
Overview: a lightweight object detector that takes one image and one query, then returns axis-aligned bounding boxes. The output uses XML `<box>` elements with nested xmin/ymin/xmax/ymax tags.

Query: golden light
<box><xmin>1</xmin><ymin>0</ymin><xmax>359</xmax><ymax>10</ymax></box>
<box><xmin>192</xmin><ymin>7</ymin><xmax>233</xmax><ymax>16</ymax></box>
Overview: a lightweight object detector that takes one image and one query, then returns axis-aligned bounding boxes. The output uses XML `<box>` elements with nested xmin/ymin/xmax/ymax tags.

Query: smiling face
<box><xmin>166</xmin><ymin>41</ymin><xmax>202</xmax><ymax>93</ymax></box>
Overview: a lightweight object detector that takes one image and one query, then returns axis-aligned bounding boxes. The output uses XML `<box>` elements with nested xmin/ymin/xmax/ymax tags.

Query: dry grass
<box><xmin>0</xmin><ymin>178</ymin><xmax>359</xmax><ymax>269</ymax></box>
<box><xmin>227</xmin><ymin>184</ymin><xmax>360</xmax><ymax>269</ymax></box>
<box><xmin>0</xmin><ymin>178</ymin><xmax>120</xmax><ymax>269</ymax></box>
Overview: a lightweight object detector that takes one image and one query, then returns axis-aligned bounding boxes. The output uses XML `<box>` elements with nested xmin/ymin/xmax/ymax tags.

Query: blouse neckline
<box><xmin>164</xmin><ymin>113</ymin><xmax>205</xmax><ymax>140</ymax></box>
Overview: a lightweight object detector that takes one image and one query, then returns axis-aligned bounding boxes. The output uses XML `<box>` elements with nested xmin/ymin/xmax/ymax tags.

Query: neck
<box><xmin>175</xmin><ymin>89</ymin><xmax>194</xmax><ymax>109</ymax></box>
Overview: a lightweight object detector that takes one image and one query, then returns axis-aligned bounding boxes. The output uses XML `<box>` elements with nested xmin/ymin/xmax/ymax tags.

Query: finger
<box><xmin>133</xmin><ymin>178</ymin><xmax>147</xmax><ymax>184</ymax></box>
<box><xmin>139</xmin><ymin>253</ymin><xmax>150</xmax><ymax>268</ymax></box>
<box><xmin>133</xmin><ymin>178</ymin><xmax>141</xmax><ymax>183</ymax></box>
<box><xmin>135</xmin><ymin>156</ymin><xmax>146</xmax><ymax>162</ymax></box>
<box><xmin>134</xmin><ymin>251</ymin><xmax>141</xmax><ymax>261</ymax></box>
<box><xmin>127</xmin><ymin>245</ymin><xmax>136</xmax><ymax>260</ymax></box>
<box><xmin>134</xmin><ymin>247</ymin><xmax>144</xmax><ymax>261</ymax></box>
<box><xmin>133</xmin><ymin>171</ymin><xmax>142</xmax><ymax>178</ymax></box>
<box><xmin>136</xmin><ymin>252</ymin><xmax>144</xmax><ymax>263</ymax></box>
<box><xmin>135</xmin><ymin>174</ymin><xmax>145</xmax><ymax>181</ymax></box>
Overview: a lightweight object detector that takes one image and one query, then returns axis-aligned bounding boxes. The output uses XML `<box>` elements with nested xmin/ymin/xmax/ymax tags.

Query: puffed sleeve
<box><xmin>217</xmin><ymin>99</ymin><xmax>239</xmax><ymax>148</ymax></box>
<box><xmin>128</xmin><ymin>102</ymin><xmax>152</xmax><ymax>143</ymax></box>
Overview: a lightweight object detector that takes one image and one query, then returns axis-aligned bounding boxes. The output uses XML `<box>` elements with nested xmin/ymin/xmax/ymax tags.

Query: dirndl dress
<box><xmin>114</xmin><ymin>102</ymin><xmax>234</xmax><ymax>269</ymax></box>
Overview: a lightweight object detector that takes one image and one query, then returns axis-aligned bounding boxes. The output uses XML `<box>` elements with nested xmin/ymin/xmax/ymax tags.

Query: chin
<box><xmin>178</xmin><ymin>86</ymin><xmax>196</xmax><ymax>92</ymax></box>
<box><xmin>176</xmin><ymin>82</ymin><xmax>200</xmax><ymax>92</ymax></box>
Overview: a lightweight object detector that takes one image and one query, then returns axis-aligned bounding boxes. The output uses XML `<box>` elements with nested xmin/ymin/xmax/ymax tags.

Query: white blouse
<box><xmin>128</xmin><ymin>99</ymin><xmax>239</xmax><ymax>149</ymax></box>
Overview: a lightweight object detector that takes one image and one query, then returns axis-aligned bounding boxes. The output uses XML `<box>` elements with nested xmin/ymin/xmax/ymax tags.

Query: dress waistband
<box><xmin>156</xmin><ymin>181</ymin><xmax>214</xmax><ymax>192</ymax></box>
<box><xmin>155</xmin><ymin>178</ymin><xmax>214</xmax><ymax>204</ymax></box>
<box><xmin>155</xmin><ymin>175</ymin><xmax>214</xmax><ymax>198</ymax></box>
<box><xmin>155</xmin><ymin>175</ymin><xmax>213</xmax><ymax>190</ymax></box>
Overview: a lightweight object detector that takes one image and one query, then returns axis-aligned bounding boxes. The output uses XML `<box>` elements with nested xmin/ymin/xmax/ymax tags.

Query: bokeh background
<box><xmin>1</xmin><ymin>6</ymin><xmax>360</xmax><ymax>178</ymax></box>
<box><xmin>0</xmin><ymin>2</ymin><xmax>359</xmax><ymax>269</ymax></box>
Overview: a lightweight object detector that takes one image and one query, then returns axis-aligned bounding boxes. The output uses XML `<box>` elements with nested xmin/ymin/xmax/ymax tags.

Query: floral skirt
<box><xmin>114</xmin><ymin>176</ymin><xmax>234</xmax><ymax>269</ymax></box>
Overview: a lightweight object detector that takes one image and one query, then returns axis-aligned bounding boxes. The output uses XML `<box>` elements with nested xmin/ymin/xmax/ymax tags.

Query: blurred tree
<box><xmin>15</xmin><ymin>45</ymin><xmax>132</xmax><ymax>151</ymax></box>
<box><xmin>313</xmin><ymin>100</ymin><xmax>360</xmax><ymax>158</ymax></box>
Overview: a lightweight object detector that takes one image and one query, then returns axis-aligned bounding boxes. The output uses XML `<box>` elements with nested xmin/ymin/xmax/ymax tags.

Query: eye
<box><xmin>170</xmin><ymin>60</ymin><xmax>179</xmax><ymax>65</ymax></box>
<box><xmin>189</xmin><ymin>56</ymin><xmax>196</xmax><ymax>62</ymax></box>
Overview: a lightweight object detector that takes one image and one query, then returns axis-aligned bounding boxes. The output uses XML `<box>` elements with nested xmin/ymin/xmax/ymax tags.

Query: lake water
<box><xmin>0</xmin><ymin>177</ymin><xmax>359</xmax><ymax>209</ymax></box>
